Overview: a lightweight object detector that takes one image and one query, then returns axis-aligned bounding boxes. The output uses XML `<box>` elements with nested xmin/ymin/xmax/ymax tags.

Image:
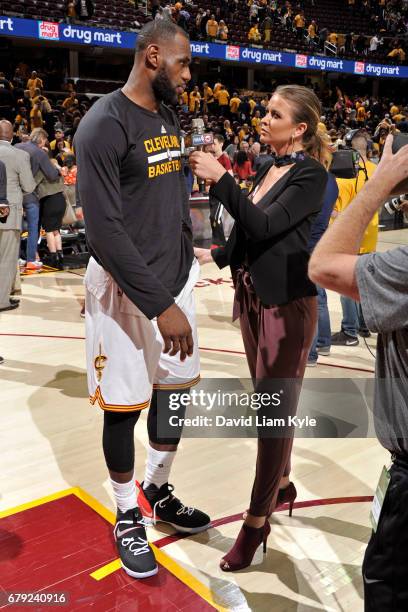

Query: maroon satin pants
<box><xmin>234</xmin><ymin>269</ymin><xmax>317</xmax><ymax>517</ymax></box>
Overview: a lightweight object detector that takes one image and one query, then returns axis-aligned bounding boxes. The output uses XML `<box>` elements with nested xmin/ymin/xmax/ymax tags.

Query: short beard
<box><xmin>152</xmin><ymin>66</ymin><xmax>178</xmax><ymax>107</ymax></box>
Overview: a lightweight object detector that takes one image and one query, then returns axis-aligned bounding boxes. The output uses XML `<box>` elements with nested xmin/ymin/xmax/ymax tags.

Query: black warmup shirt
<box><xmin>74</xmin><ymin>89</ymin><xmax>193</xmax><ymax>319</ymax></box>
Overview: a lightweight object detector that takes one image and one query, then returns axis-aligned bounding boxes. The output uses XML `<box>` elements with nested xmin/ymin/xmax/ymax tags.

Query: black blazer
<box><xmin>210</xmin><ymin>156</ymin><xmax>328</xmax><ymax>306</ymax></box>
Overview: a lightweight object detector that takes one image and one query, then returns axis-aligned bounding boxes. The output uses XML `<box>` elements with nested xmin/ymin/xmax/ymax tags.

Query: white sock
<box><xmin>143</xmin><ymin>447</ymin><xmax>176</xmax><ymax>490</ymax></box>
<box><xmin>110</xmin><ymin>476</ymin><xmax>137</xmax><ymax>513</ymax></box>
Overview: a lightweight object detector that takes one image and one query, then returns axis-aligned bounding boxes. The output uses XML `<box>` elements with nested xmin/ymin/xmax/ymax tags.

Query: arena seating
<box><xmin>1</xmin><ymin>0</ymin><xmax>149</xmax><ymax>31</ymax></box>
<box><xmin>0</xmin><ymin>0</ymin><xmax>405</xmax><ymax>64</ymax></box>
<box><xmin>185</xmin><ymin>0</ymin><xmax>405</xmax><ymax>63</ymax></box>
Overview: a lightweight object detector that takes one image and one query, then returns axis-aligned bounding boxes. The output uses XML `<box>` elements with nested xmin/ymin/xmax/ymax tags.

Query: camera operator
<box><xmin>331</xmin><ymin>129</ymin><xmax>378</xmax><ymax>345</ymax></box>
<box><xmin>309</xmin><ymin>135</ymin><xmax>408</xmax><ymax>611</ymax></box>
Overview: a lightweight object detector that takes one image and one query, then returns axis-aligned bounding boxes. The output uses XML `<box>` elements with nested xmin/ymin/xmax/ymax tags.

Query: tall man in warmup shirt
<box><xmin>74</xmin><ymin>20</ymin><xmax>210</xmax><ymax>580</ymax></box>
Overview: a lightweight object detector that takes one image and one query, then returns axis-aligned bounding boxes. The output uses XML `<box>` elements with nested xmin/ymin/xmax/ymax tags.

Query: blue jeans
<box><xmin>340</xmin><ymin>295</ymin><xmax>367</xmax><ymax>337</ymax></box>
<box><xmin>309</xmin><ymin>285</ymin><xmax>331</xmax><ymax>362</ymax></box>
<box><xmin>23</xmin><ymin>200</ymin><xmax>40</xmax><ymax>263</ymax></box>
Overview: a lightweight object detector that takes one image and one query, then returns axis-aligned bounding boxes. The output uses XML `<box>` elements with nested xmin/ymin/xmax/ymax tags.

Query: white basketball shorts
<box><xmin>84</xmin><ymin>257</ymin><xmax>200</xmax><ymax>412</ymax></box>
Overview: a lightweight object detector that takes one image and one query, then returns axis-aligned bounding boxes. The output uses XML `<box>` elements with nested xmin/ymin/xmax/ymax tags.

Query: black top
<box><xmin>74</xmin><ymin>89</ymin><xmax>193</xmax><ymax>320</ymax></box>
<box><xmin>210</xmin><ymin>156</ymin><xmax>328</xmax><ymax>305</ymax></box>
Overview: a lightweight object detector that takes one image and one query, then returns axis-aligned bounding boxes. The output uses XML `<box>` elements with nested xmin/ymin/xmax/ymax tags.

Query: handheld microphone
<box><xmin>190</xmin><ymin>118</ymin><xmax>214</xmax><ymax>193</ymax></box>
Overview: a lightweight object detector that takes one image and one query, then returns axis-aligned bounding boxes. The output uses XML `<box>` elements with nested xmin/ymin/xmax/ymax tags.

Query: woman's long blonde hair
<box><xmin>275</xmin><ymin>84</ymin><xmax>331</xmax><ymax>167</ymax></box>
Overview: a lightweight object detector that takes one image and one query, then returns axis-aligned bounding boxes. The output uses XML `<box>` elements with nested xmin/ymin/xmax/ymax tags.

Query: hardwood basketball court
<box><xmin>1</xmin><ymin>230</ymin><xmax>404</xmax><ymax>611</ymax></box>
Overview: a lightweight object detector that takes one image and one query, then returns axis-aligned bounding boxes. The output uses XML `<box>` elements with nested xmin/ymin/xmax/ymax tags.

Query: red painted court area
<box><xmin>0</xmin><ymin>494</ymin><xmax>213</xmax><ymax>611</ymax></box>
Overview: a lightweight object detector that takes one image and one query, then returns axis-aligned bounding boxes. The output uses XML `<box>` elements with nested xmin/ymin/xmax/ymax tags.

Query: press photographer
<box><xmin>309</xmin><ymin>134</ymin><xmax>408</xmax><ymax>611</ymax></box>
<box><xmin>329</xmin><ymin>129</ymin><xmax>378</xmax><ymax>345</ymax></box>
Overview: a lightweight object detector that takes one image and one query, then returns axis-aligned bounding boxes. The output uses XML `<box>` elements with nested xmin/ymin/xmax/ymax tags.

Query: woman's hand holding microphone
<box><xmin>189</xmin><ymin>150</ymin><xmax>227</xmax><ymax>183</ymax></box>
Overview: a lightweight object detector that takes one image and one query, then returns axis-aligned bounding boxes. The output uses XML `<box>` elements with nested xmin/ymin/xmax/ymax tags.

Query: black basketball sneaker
<box><xmin>114</xmin><ymin>507</ymin><xmax>158</xmax><ymax>579</ymax></box>
<box><xmin>137</xmin><ymin>481</ymin><xmax>211</xmax><ymax>534</ymax></box>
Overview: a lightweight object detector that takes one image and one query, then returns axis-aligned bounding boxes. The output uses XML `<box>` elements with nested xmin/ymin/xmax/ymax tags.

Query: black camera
<box><xmin>384</xmin><ymin>194</ymin><xmax>408</xmax><ymax>215</ymax></box>
<box><xmin>330</xmin><ymin>133</ymin><xmax>408</xmax><ymax>190</ymax></box>
<box><xmin>329</xmin><ymin>149</ymin><xmax>359</xmax><ymax>179</ymax></box>
<box><xmin>329</xmin><ymin>128</ymin><xmax>367</xmax><ymax>179</ymax></box>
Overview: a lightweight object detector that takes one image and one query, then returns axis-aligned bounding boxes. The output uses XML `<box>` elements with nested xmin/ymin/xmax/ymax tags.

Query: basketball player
<box><xmin>75</xmin><ymin>20</ymin><xmax>210</xmax><ymax>580</ymax></box>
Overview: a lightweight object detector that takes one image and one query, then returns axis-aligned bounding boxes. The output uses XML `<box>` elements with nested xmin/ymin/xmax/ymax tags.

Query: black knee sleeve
<box><xmin>147</xmin><ymin>389</ymin><xmax>188</xmax><ymax>446</ymax></box>
<box><xmin>102</xmin><ymin>410</ymin><xmax>141</xmax><ymax>473</ymax></box>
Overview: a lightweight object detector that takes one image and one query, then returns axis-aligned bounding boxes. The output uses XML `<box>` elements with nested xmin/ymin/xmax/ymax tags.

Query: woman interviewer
<box><xmin>190</xmin><ymin>85</ymin><xmax>328</xmax><ymax>572</ymax></box>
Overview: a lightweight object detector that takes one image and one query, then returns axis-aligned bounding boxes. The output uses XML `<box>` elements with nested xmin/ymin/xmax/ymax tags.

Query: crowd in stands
<box><xmin>0</xmin><ymin>60</ymin><xmax>408</xmax><ymax>277</ymax></box>
<box><xmin>150</xmin><ymin>0</ymin><xmax>407</xmax><ymax>64</ymax></box>
<box><xmin>1</xmin><ymin>0</ymin><xmax>406</xmax><ymax>63</ymax></box>
<box><xmin>2</xmin><ymin>61</ymin><xmax>408</xmax><ymax>174</ymax></box>
<box><xmin>177</xmin><ymin>80</ymin><xmax>408</xmax><ymax>187</ymax></box>
<box><xmin>0</xmin><ymin>64</ymin><xmax>85</xmax><ymax>272</ymax></box>
<box><xmin>0</xmin><ymin>65</ymin><xmax>88</xmax><ymax>148</ymax></box>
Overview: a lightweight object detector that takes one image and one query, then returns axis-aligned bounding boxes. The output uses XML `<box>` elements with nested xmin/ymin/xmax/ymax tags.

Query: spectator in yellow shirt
<box><xmin>230</xmin><ymin>93</ymin><xmax>241</xmax><ymax>120</ymax></box>
<box><xmin>214</xmin><ymin>85</ymin><xmax>230</xmax><ymax>115</ymax></box>
<box><xmin>388</xmin><ymin>47</ymin><xmax>406</xmax><ymax>62</ymax></box>
<box><xmin>248</xmin><ymin>96</ymin><xmax>256</xmax><ymax>116</ymax></box>
<box><xmin>213</xmin><ymin>81</ymin><xmax>222</xmax><ymax>96</ymax></box>
<box><xmin>206</xmin><ymin>15</ymin><xmax>218</xmax><ymax>41</ymax></box>
<box><xmin>189</xmin><ymin>86</ymin><xmax>201</xmax><ymax>115</ymax></box>
<box><xmin>330</xmin><ymin>132</ymin><xmax>377</xmax><ymax>344</ymax></box>
<box><xmin>238</xmin><ymin>123</ymin><xmax>250</xmax><ymax>142</ymax></box>
<box><xmin>202</xmin><ymin>82</ymin><xmax>214</xmax><ymax>114</ymax></box>
<box><xmin>356</xmin><ymin>105</ymin><xmax>366</xmax><ymax>126</ymax></box>
<box><xmin>180</xmin><ymin>90</ymin><xmax>188</xmax><ymax>111</ymax></box>
<box><xmin>390</xmin><ymin>103</ymin><xmax>399</xmax><ymax>117</ymax></box>
<box><xmin>50</xmin><ymin>129</ymin><xmax>71</xmax><ymax>155</ymax></box>
<box><xmin>294</xmin><ymin>11</ymin><xmax>305</xmax><ymax>38</ymax></box>
<box><xmin>62</xmin><ymin>91</ymin><xmax>79</xmax><ymax>111</ymax></box>
<box><xmin>251</xmin><ymin>110</ymin><xmax>262</xmax><ymax>135</ymax></box>
<box><xmin>217</xmin><ymin>20</ymin><xmax>228</xmax><ymax>41</ymax></box>
<box><xmin>27</xmin><ymin>71</ymin><xmax>44</xmax><ymax>98</ymax></box>
<box><xmin>392</xmin><ymin>112</ymin><xmax>405</xmax><ymax>123</ymax></box>
<box><xmin>248</xmin><ymin>23</ymin><xmax>262</xmax><ymax>43</ymax></box>
<box><xmin>30</xmin><ymin>103</ymin><xmax>43</xmax><ymax>130</ymax></box>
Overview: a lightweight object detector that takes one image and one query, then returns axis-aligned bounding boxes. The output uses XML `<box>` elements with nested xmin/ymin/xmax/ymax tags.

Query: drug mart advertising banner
<box><xmin>1</xmin><ymin>16</ymin><xmax>407</xmax><ymax>79</ymax></box>
<box><xmin>0</xmin><ymin>16</ymin><xmax>135</xmax><ymax>48</ymax></box>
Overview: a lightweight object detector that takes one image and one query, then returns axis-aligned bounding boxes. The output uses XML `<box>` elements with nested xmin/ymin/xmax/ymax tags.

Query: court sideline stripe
<box><xmin>152</xmin><ymin>495</ymin><xmax>374</xmax><ymax>549</ymax></box>
<box><xmin>0</xmin><ymin>333</ymin><xmax>375</xmax><ymax>374</ymax></box>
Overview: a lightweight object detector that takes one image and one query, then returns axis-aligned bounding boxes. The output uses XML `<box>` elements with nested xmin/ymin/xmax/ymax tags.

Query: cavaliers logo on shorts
<box><xmin>94</xmin><ymin>344</ymin><xmax>107</xmax><ymax>382</ymax></box>
<box><xmin>84</xmin><ymin>257</ymin><xmax>201</xmax><ymax>413</ymax></box>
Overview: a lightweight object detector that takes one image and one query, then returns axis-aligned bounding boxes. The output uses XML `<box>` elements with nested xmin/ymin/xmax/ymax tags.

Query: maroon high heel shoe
<box><xmin>276</xmin><ymin>482</ymin><xmax>297</xmax><ymax>517</ymax></box>
<box><xmin>220</xmin><ymin>520</ymin><xmax>271</xmax><ymax>572</ymax></box>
